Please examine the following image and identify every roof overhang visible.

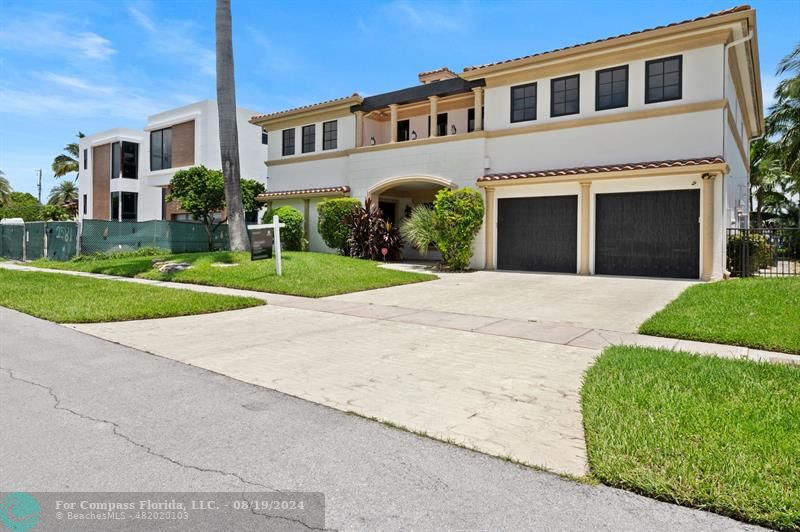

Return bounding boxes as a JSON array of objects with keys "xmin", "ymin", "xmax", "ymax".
[
  {"xmin": 250, "ymin": 95, "xmax": 363, "ymax": 131},
  {"xmin": 256, "ymin": 186, "xmax": 351, "ymax": 202},
  {"xmin": 355, "ymin": 77, "xmax": 485, "ymax": 113},
  {"xmin": 477, "ymin": 157, "xmax": 729, "ymax": 188}
]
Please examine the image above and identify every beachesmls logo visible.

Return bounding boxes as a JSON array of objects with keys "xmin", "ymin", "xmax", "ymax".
[{"xmin": 0, "ymin": 492, "xmax": 40, "ymax": 531}]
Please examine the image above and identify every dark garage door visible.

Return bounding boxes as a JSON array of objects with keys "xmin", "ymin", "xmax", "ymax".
[
  {"xmin": 497, "ymin": 195, "xmax": 577, "ymax": 273},
  {"xmin": 595, "ymin": 190, "xmax": 700, "ymax": 278}
]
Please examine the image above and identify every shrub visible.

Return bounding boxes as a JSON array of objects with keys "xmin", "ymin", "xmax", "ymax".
[
  {"xmin": 317, "ymin": 198, "xmax": 361, "ymax": 253},
  {"xmin": 433, "ymin": 188, "xmax": 484, "ymax": 270},
  {"xmin": 727, "ymin": 232, "xmax": 774, "ymax": 276},
  {"xmin": 72, "ymin": 247, "xmax": 169, "ymax": 262},
  {"xmin": 0, "ymin": 204, "xmax": 70, "ymax": 221},
  {"xmin": 400, "ymin": 205, "xmax": 441, "ymax": 256},
  {"xmin": 263, "ymin": 205, "xmax": 305, "ymax": 251},
  {"xmin": 345, "ymin": 199, "xmax": 402, "ymax": 261}
]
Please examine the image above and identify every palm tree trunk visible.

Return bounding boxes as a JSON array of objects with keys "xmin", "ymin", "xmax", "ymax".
[{"xmin": 216, "ymin": 0, "xmax": 249, "ymax": 251}]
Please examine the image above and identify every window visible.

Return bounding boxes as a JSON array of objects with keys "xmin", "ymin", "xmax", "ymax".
[
  {"xmin": 111, "ymin": 142, "xmax": 120, "ymax": 179},
  {"xmin": 596, "ymin": 65, "xmax": 628, "ymax": 110},
  {"xmin": 397, "ymin": 119, "xmax": 410, "ymax": 142},
  {"xmin": 121, "ymin": 142, "xmax": 138, "ymax": 179},
  {"xmin": 83, "ymin": 149, "xmax": 87, "ymax": 170},
  {"xmin": 261, "ymin": 131, "xmax": 268, "ymax": 145},
  {"xmin": 110, "ymin": 192, "xmax": 119, "ymax": 220},
  {"xmin": 322, "ymin": 120, "xmax": 337, "ymax": 150},
  {"xmin": 510, "ymin": 82, "xmax": 537, "ymax": 123},
  {"xmin": 282, "ymin": 128, "xmax": 295, "ymax": 156},
  {"xmin": 82, "ymin": 194, "xmax": 87, "ymax": 215},
  {"xmin": 646, "ymin": 55, "xmax": 682, "ymax": 104},
  {"xmin": 302, "ymin": 124, "xmax": 315, "ymax": 153},
  {"xmin": 121, "ymin": 192, "xmax": 138, "ymax": 221},
  {"xmin": 150, "ymin": 127, "xmax": 172, "ymax": 171},
  {"xmin": 436, "ymin": 113, "xmax": 448, "ymax": 137},
  {"xmin": 468, "ymin": 108, "xmax": 475, "ymax": 132},
  {"xmin": 551, "ymin": 74, "xmax": 580, "ymax": 117}
]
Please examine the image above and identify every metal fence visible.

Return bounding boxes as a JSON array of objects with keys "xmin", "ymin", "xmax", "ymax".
[
  {"xmin": 727, "ymin": 227, "xmax": 800, "ymax": 277},
  {"xmin": 80, "ymin": 219, "xmax": 228, "ymax": 255},
  {"xmin": 0, "ymin": 221, "xmax": 78, "ymax": 261}
]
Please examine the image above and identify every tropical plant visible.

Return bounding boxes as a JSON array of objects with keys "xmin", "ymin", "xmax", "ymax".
[
  {"xmin": 240, "ymin": 179, "xmax": 266, "ymax": 217},
  {"xmin": 262, "ymin": 205, "xmax": 305, "ymax": 251},
  {"xmin": 8, "ymin": 191, "xmax": 39, "ymax": 206},
  {"xmin": 400, "ymin": 204, "xmax": 441, "ymax": 255},
  {"xmin": 317, "ymin": 197, "xmax": 361, "ymax": 253},
  {"xmin": 216, "ymin": 0, "xmax": 248, "ymax": 251},
  {"xmin": 767, "ymin": 42, "xmax": 800, "ymax": 177},
  {"xmin": 47, "ymin": 180, "xmax": 79, "ymax": 207},
  {"xmin": 0, "ymin": 169, "xmax": 11, "ymax": 207},
  {"xmin": 167, "ymin": 166, "xmax": 227, "ymax": 251},
  {"xmin": 51, "ymin": 132, "xmax": 85, "ymax": 179},
  {"xmin": 433, "ymin": 187, "xmax": 484, "ymax": 270},
  {"xmin": 345, "ymin": 199, "xmax": 402, "ymax": 261}
]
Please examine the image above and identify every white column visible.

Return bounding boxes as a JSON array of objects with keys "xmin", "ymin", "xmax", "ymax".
[
  {"xmin": 472, "ymin": 87, "xmax": 484, "ymax": 131},
  {"xmin": 389, "ymin": 104, "xmax": 398, "ymax": 143},
  {"xmin": 429, "ymin": 96, "xmax": 439, "ymax": 137}
]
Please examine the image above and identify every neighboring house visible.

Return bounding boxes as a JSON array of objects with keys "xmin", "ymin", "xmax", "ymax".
[
  {"xmin": 78, "ymin": 100, "xmax": 268, "ymax": 223},
  {"xmin": 251, "ymin": 6, "xmax": 762, "ymax": 280}
]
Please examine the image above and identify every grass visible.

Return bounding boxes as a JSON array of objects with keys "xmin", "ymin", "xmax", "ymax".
[
  {"xmin": 639, "ymin": 277, "xmax": 800, "ymax": 354},
  {"xmin": 0, "ymin": 269, "xmax": 263, "ymax": 323},
  {"xmin": 31, "ymin": 251, "xmax": 436, "ymax": 297},
  {"xmin": 581, "ymin": 346, "xmax": 800, "ymax": 530}
]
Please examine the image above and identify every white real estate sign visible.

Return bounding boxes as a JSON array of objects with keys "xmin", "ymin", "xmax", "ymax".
[{"xmin": 247, "ymin": 215, "xmax": 286, "ymax": 276}]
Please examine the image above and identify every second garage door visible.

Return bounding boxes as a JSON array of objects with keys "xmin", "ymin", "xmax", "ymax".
[
  {"xmin": 595, "ymin": 189, "xmax": 700, "ymax": 279},
  {"xmin": 497, "ymin": 195, "xmax": 578, "ymax": 273}
]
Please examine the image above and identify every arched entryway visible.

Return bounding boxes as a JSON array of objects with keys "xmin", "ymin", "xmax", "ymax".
[{"xmin": 367, "ymin": 175, "xmax": 457, "ymax": 259}]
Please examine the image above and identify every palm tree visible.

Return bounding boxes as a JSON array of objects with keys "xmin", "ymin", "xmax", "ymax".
[
  {"xmin": 0, "ymin": 170, "xmax": 11, "ymax": 207},
  {"xmin": 52, "ymin": 132, "xmax": 86, "ymax": 180},
  {"xmin": 767, "ymin": 42, "xmax": 799, "ymax": 176},
  {"xmin": 48, "ymin": 180, "xmax": 78, "ymax": 207},
  {"xmin": 215, "ymin": 0, "xmax": 249, "ymax": 251}
]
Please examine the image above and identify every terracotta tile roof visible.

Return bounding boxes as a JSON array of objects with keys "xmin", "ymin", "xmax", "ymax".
[
  {"xmin": 250, "ymin": 94, "xmax": 363, "ymax": 122},
  {"xmin": 478, "ymin": 157, "xmax": 726, "ymax": 183},
  {"xmin": 463, "ymin": 5, "xmax": 751, "ymax": 72},
  {"xmin": 257, "ymin": 186, "xmax": 351, "ymax": 200},
  {"xmin": 418, "ymin": 66, "xmax": 455, "ymax": 76}
]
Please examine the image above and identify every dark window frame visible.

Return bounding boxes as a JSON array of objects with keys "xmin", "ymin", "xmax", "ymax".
[
  {"xmin": 301, "ymin": 124, "xmax": 315, "ymax": 154},
  {"xmin": 595, "ymin": 65, "xmax": 629, "ymax": 111},
  {"xmin": 121, "ymin": 191, "xmax": 138, "ymax": 221},
  {"xmin": 282, "ymin": 128, "xmax": 295, "ymax": 156},
  {"xmin": 436, "ymin": 113, "xmax": 448, "ymax": 137},
  {"xmin": 550, "ymin": 74, "xmax": 580, "ymax": 117},
  {"xmin": 150, "ymin": 127, "xmax": 172, "ymax": 171},
  {"xmin": 645, "ymin": 55, "xmax": 683, "ymax": 104},
  {"xmin": 83, "ymin": 149, "xmax": 87, "ymax": 170},
  {"xmin": 468, "ymin": 108, "xmax": 475, "ymax": 132},
  {"xmin": 322, "ymin": 120, "xmax": 337, "ymax": 150},
  {"xmin": 510, "ymin": 82, "xmax": 537, "ymax": 123},
  {"xmin": 121, "ymin": 141, "xmax": 138, "ymax": 179},
  {"xmin": 397, "ymin": 119, "xmax": 410, "ymax": 142},
  {"xmin": 82, "ymin": 194, "xmax": 87, "ymax": 215},
  {"xmin": 261, "ymin": 131, "xmax": 268, "ymax": 145},
  {"xmin": 110, "ymin": 191, "xmax": 119, "ymax": 220}
]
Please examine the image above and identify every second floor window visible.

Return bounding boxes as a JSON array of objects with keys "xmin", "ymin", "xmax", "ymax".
[
  {"xmin": 551, "ymin": 74, "xmax": 580, "ymax": 117},
  {"xmin": 323, "ymin": 120, "xmax": 337, "ymax": 150},
  {"xmin": 511, "ymin": 82, "xmax": 537, "ymax": 123},
  {"xmin": 121, "ymin": 141, "xmax": 138, "ymax": 179},
  {"xmin": 397, "ymin": 120, "xmax": 410, "ymax": 142},
  {"xmin": 150, "ymin": 128, "xmax": 172, "ymax": 171},
  {"xmin": 596, "ymin": 65, "xmax": 628, "ymax": 111},
  {"xmin": 261, "ymin": 131, "xmax": 268, "ymax": 145},
  {"xmin": 83, "ymin": 149, "xmax": 87, "ymax": 170},
  {"xmin": 282, "ymin": 128, "xmax": 295, "ymax": 156},
  {"xmin": 646, "ymin": 55, "xmax": 682, "ymax": 104},
  {"xmin": 302, "ymin": 124, "xmax": 315, "ymax": 153},
  {"xmin": 437, "ymin": 113, "xmax": 447, "ymax": 136}
]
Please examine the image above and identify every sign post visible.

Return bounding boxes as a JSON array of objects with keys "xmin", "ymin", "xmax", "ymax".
[{"xmin": 247, "ymin": 215, "xmax": 286, "ymax": 276}]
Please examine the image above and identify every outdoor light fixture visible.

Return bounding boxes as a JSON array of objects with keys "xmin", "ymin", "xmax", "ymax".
[
  {"xmin": 411, "ymin": 130, "xmax": 417, "ymax": 140},
  {"xmin": 370, "ymin": 136, "xmax": 376, "ymax": 145},
  {"xmin": 450, "ymin": 125, "xmax": 457, "ymax": 135}
]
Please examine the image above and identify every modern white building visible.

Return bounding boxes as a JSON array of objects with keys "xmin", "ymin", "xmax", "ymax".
[
  {"xmin": 251, "ymin": 6, "xmax": 762, "ymax": 280},
  {"xmin": 78, "ymin": 100, "xmax": 268, "ymax": 223}
]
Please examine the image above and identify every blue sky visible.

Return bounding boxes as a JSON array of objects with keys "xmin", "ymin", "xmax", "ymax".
[{"xmin": 1, "ymin": 0, "xmax": 797, "ymax": 197}]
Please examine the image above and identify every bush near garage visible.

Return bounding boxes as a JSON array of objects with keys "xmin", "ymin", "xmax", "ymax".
[
  {"xmin": 263, "ymin": 205, "xmax": 306, "ymax": 251},
  {"xmin": 345, "ymin": 199, "xmax": 402, "ymax": 261},
  {"xmin": 317, "ymin": 197, "xmax": 361, "ymax": 254},
  {"xmin": 433, "ymin": 187, "xmax": 484, "ymax": 271},
  {"xmin": 727, "ymin": 232, "xmax": 774, "ymax": 275}
]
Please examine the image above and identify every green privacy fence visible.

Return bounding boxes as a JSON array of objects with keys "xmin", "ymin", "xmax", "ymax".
[
  {"xmin": 0, "ymin": 221, "xmax": 78, "ymax": 261},
  {"xmin": 80, "ymin": 219, "xmax": 229, "ymax": 255}
]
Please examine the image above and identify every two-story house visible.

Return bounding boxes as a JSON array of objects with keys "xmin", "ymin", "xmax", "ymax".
[
  {"xmin": 78, "ymin": 100, "xmax": 268, "ymax": 223},
  {"xmin": 251, "ymin": 6, "xmax": 762, "ymax": 280}
]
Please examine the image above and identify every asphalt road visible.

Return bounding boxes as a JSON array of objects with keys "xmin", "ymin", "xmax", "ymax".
[{"xmin": 0, "ymin": 308, "xmax": 762, "ymax": 531}]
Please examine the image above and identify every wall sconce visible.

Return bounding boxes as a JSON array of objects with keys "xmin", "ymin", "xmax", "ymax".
[
  {"xmin": 450, "ymin": 125, "xmax": 457, "ymax": 135},
  {"xmin": 370, "ymin": 136, "xmax": 376, "ymax": 146},
  {"xmin": 411, "ymin": 131, "xmax": 417, "ymax": 140}
]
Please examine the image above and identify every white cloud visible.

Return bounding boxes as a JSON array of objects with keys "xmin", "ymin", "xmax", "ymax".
[
  {"xmin": 36, "ymin": 72, "xmax": 114, "ymax": 95},
  {"xmin": 0, "ymin": 16, "xmax": 115, "ymax": 60},
  {"xmin": 245, "ymin": 27, "xmax": 302, "ymax": 73},
  {"xmin": 387, "ymin": 1, "xmax": 466, "ymax": 32},
  {"xmin": 128, "ymin": 5, "xmax": 157, "ymax": 33}
]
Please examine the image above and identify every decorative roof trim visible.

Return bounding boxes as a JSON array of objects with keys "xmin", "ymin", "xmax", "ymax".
[
  {"xmin": 250, "ymin": 94, "xmax": 363, "ymax": 125},
  {"xmin": 478, "ymin": 157, "xmax": 727, "ymax": 185},
  {"xmin": 462, "ymin": 6, "xmax": 751, "ymax": 74},
  {"xmin": 256, "ymin": 186, "xmax": 351, "ymax": 201}
]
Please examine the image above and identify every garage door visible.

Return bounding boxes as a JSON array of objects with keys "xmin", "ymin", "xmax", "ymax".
[
  {"xmin": 497, "ymin": 195, "xmax": 577, "ymax": 273},
  {"xmin": 595, "ymin": 190, "xmax": 699, "ymax": 278}
]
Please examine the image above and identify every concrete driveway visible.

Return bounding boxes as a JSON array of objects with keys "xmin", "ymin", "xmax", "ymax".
[{"xmin": 333, "ymin": 267, "xmax": 697, "ymax": 333}]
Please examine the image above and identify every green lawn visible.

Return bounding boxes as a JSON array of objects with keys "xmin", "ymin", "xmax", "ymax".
[
  {"xmin": 639, "ymin": 277, "xmax": 800, "ymax": 354},
  {"xmin": 582, "ymin": 346, "xmax": 800, "ymax": 530},
  {"xmin": 31, "ymin": 251, "xmax": 436, "ymax": 297},
  {"xmin": 0, "ymin": 269, "xmax": 263, "ymax": 323}
]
